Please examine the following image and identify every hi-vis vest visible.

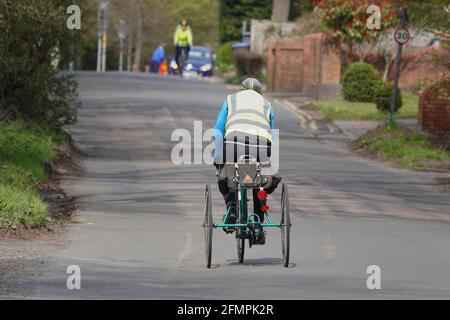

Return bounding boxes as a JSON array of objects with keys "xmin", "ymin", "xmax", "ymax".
[{"xmin": 225, "ymin": 90, "xmax": 272, "ymax": 143}]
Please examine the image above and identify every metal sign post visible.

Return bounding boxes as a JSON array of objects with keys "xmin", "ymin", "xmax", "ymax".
[
  {"xmin": 116, "ymin": 20, "xmax": 127, "ymax": 72},
  {"xmin": 390, "ymin": 6, "xmax": 409, "ymax": 126},
  {"xmin": 97, "ymin": 2, "xmax": 109, "ymax": 73},
  {"xmin": 97, "ymin": 30, "xmax": 102, "ymax": 72}
]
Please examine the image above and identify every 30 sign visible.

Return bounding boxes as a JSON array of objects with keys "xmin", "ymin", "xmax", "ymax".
[{"xmin": 394, "ymin": 28, "xmax": 410, "ymax": 45}]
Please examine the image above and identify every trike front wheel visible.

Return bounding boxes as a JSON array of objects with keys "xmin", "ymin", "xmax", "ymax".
[{"xmin": 204, "ymin": 184, "xmax": 213, "ymax": 268}]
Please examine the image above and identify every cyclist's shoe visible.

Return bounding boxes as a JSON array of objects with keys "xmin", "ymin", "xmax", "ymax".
[
  {"xmin": 223, "ymin": 205, "xmax": 237, "ymax": 234},
  {"xmin": 252, "ymin": 226, "xmax": 266, "ymax": 245}
]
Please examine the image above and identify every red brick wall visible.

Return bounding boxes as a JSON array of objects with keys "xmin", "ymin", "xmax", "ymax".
[
  {"xmin": 267, "ymin": 35, "xmax": 448, "ymax": 92},
  {"xmin": 419, "ymin": 80, "xmax": 450, "ymax": 135},
  {"xmin": 267, "ymin": 33, "xmax": 340, "ymax": 92},
  {"xmin": 267, "ymin": 37, "xmax": 303, "ymax": 92},
  {"xmin": 394, "ymin": 47, "xmax": 450, "ymax": 88}
]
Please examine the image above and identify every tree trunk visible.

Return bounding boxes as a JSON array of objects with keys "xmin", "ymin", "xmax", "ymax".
[
  {"xmin": 272, "ymin": 0, "xmax": 290, "ymax": 22},
  {"xmin": 383, "ymin": 54, "xmax": 393, "ymax": 81},
  {"xmin": 127, "ymin": 21, "xmax": 133, "ymax": 72},
  {"xmin": 133, "ymin": 0, "xmax": 143, "ymax": 71},
  {"xmin": 359, "ymin": 51, "xmax": 366, "ymax": 62}
]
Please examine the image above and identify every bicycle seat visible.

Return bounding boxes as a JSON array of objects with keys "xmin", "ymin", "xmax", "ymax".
[{"xmin": 218, "ymin": 157, "xmax": 273, "ymax": 189}]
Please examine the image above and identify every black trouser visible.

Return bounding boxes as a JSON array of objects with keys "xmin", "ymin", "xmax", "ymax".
[
  {"xmin": 175, "ymin": 45, "xmax": 190, "ymax": 72},
  {"xmin": 218, "ymin": 135, "xmax": 272, "ymax": 223},
  {"xmin": 222, "ymin": 188, "xmax": 265, "ymax": 223}
]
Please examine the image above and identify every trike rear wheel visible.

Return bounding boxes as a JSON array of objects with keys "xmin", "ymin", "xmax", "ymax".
[{"xmin": 281, "ymin": 183, "xmax": 291, "ymax": 267}]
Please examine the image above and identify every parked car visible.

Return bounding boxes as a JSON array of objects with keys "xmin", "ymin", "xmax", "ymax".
[{"xmin": 169, "ymin": 46, "xmax": 214, "ymax": 77}]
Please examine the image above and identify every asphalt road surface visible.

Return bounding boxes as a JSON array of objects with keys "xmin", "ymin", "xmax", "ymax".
[{"xmin": 2, "ymin": 72, "xmax": 450, "ymax": 299}]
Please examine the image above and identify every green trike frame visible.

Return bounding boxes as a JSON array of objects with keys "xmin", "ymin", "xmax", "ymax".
[{"xmin": 203, "ymin": 183, "xmax": 291, "ymax": 269}]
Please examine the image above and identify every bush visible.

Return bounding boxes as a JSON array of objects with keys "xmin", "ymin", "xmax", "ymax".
[
  {"xmin": 216, "ymin": 42, "xmax": 234, "ymax": 73},
  {"xmin": 0, "ymin": 0, "xmax": 81, "ymax": 126},
  {"xmin": 342, "ymin": 62, "xmax": 381, "ymax": 102},
  {"xmin": 9, "ymin": 71, "xmax": 79, "ymax": 126},
  {"xmin": 374, "ymin": 82, "xmax": 403, "ymax": 113},
  {"xmin": 234, "ymin": 52, "xmax": 264, "ymax": 78},
  {"xmin": 412, "ymin": 79, "xmax": 436, "ymax": 96}
]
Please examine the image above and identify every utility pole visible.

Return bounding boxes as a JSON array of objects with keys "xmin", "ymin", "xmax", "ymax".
[
  {"xmin": 97, "ymin": 2, "xmax": 109, "ymax": 73},
  {"xmin": 390, "ymin": 5, "xmax": 409, "ymax": 126},
  {"xmin": 116, "ymin": 20, "xmax": 127, "ymax": 72}
]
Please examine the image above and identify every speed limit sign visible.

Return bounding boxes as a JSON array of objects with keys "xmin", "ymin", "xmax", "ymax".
[{"xmin": 394, "ymin": 28, "xmax": 410, "ymax": 45}]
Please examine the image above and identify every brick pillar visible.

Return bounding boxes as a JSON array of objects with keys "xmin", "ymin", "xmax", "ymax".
[
  {"xmin": 266, "ymin": 33, "xmax": 340, "ymax": 94},
  {"xmin": 267, "ymin": 43, "xmax": 276, "ymax": 92},
  {"xmin": 419, "ymin": 80, "xmax": 450, "ymax": 135}
]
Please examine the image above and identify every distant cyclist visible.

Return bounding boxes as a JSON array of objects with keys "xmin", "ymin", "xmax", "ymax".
[{"xmin": 173, "ymin": 20, "xmax": 193, "ymax": 75}]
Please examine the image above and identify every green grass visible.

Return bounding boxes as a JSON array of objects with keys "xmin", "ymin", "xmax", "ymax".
[
  {"xmin": 0, "ymin": 184, "xmax": 49, "ymax": 228},
  {"xmin": 0, "ymin": 122, "xmax": 65, "ymax": 228},
  {"xmin": 359, "ymin": 125, "xmax": 450, "ymax": 170},
  {"xmin": 311, "ymin": 94, "xmax": 419, "ymax": 121}
]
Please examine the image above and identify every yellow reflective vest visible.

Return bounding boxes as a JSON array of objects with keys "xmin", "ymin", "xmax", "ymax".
[
  {"xmin": 225, "ymin": 90, "xmax": 273, "ymax": 143},
  {"xmin": 174, "ymin": 26, "xmax": 193, "ymax": 47}
]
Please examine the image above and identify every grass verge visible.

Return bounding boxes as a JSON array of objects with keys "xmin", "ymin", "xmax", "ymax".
[
  {"xmin": 311, "ymin": 94, "xmax": 419, "ymax": 120},
  {"xmin": 358, "ymin": 125, "xmax": 450, "ymax": 171},
  {"xmin": 0, "ymin": 122, "xmax": 69, "ymax": 229}
]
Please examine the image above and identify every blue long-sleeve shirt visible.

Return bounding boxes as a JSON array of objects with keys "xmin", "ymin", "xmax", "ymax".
[
  {"xmin": 151, "ymin": 46, "xmax": 165, "ymax": 63},
  {"xmin": 213, "ymin": 100, "xmax": 275, "ymax": 163}
]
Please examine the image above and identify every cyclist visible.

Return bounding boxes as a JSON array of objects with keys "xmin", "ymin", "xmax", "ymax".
[
  {"xmin": 213, "ymin": 78, "xmax": 281, "ymax": 245},
  {"xmin": 173, "ymin": 20, "xmax": 193, "ymax": 75}
]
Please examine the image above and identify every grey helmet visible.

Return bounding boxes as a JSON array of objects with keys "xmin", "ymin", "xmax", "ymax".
[{"xmin": 241, "ymin": 78, "xmax": 262, "ymax": 94}]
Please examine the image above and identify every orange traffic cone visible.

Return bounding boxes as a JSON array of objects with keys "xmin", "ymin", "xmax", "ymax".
[{"xmin": 159, "ymin": 60, "xmax": 168, "ymax": 75}]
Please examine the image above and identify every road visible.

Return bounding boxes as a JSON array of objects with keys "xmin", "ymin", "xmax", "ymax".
[{"xmin": 2, "ymin": 72, "xmax": 450, "ymax": 299}]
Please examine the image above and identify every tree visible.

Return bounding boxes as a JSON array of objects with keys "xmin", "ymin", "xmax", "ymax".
[
  {"xmin": 133, "ymin": 0, "xmax": 143, "ymax": 69},
  {"xmin": 407, "ymin": 0, "xmax": 450, "ymax": 33},
  {"xmin": 289, "ymin": 0, "xmax": 314, "ymax": 20},
  {"xmin": 314, "ymin": 0, "xmax": 397, "ymax": 49},
  {"xmin": 355, "ymin": 28, "xmax": 439, "ymax": 81},
  {"xmin": 406, "ymin": 0, "xmax": 450, "ymax": 72},
  {"xmin": 0, "ymin": 0, "xmax": 82, "ymax": 124},
  {"xmin": 272, "ymin": 0, "xmax": 291, "ymax": 22},
  {"xmin": 219, "ymin": 0, "xmax": 272, "ymax": 43}
]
